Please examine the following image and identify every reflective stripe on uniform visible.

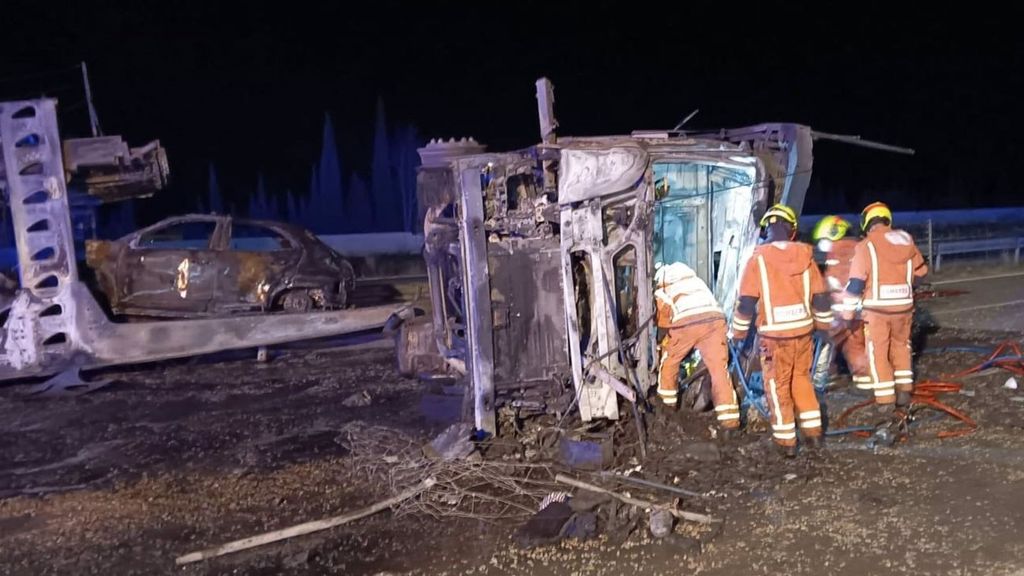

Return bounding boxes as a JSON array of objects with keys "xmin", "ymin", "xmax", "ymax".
[
  {"xmin": 715, "ymin": 404, "xmax": 739, "ymax": 412},
  {"xmin": 864, "ymin": 297, "xmax": 914, "ymax": 307},
  {"xmin": 656, "ymin": 278, "xmax": 722, "ymax": 323},
  {"xmin": 768, "ymin": 378, "xmax": 783, "ymax": 427},
  {"xmin": 773, "ymin": 431, "xmax": 797, "ymax": 440},
  {"xmin": 894, "ymin": 370, "xmax": 913, "ymax": 376},
  {"xmin": 756, "ymin": 255, "xmax": 815, "ymax": 333},
  {"xmin": 772, "ymin": 423, "xmax": 796, "ymax": 431},
  {"xmin": 717, "ymin": 413, "xmax": 740, "ymax": 421},
  {"xmin": 864, "ymin": 239, "xmax": 915, "ymax": 308},
  {"xmin": 757, "ymin": 255, "xmax": 774, "ymax": 325},
  {"xmin": 868, "ymin": 241, "xmax": 880, "ymax": 302},
  {"xmin": 874, "ymin": 384, "xmax": 896, "ymax": 397},
  {"xmin": 657, "ymin": 349, "xmax": 669, "ymax": 383},
  {"xmin": 867, "ymin": 337, "xmax": 881, "ymax": 387},
  {"xmin": 759, "ymin": 318, "xmax": 814, "ymax": 333},
  {"xmin": 802, "ymin": 269, "xmax": 811, "ymax": 313},
  {"xmin": 799, "ymin": 410, "xmax": 821, "ymax": 429}
]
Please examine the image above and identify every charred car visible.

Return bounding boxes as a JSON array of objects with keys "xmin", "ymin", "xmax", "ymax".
[{"xmin": 86, "ymin": 214, "xmax": 356, "ymax": 317}]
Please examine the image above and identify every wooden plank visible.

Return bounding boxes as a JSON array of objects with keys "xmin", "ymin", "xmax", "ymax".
[{"xmin": 175, "ymin": 478, "xmax": 436, "ymax": 565}]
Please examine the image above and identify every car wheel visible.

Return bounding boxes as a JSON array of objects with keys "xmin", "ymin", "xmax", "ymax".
[{"xmin": 280, "ymin": 290, "xmax": 313, "ymax": 313}]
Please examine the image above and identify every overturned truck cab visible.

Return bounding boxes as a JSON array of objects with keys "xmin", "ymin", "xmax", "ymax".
[{"xmin": 404, "ymin": 117, "xmax": 817, "ymax": 435}]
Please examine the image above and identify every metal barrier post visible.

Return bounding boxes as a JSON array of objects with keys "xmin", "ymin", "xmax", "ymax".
[{"xmin": 927, "ymin": 218, "xmax": 934, "ymax": 270}]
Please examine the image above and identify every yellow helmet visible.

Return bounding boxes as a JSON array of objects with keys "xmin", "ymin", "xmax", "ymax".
[
  {"xmin": 860, "ymin": 201, "xmax": 893, "ymax": 231},
  {"xmin": 812, "ymin": 215, "xmax": 851, "ymax": 242},
  {"xmin": 759, "ymin": 203, "xmax": 798, "ymax": 229}
]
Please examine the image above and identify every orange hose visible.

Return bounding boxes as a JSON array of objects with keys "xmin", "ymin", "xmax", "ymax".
[
  {"xmin": 831, "ymin": 381, "xmax": 977, "ymax": 439},
  {"xmin": 947, "ymin": 340, "xmax": 1023, "ymax": 379},
  {"xmin": 833, "ymin": 398, "xmax": 877, "ymax": 438},
  {"xmin": 830, "ymin": 340, "xmax": 1023, "ymax": 440}
]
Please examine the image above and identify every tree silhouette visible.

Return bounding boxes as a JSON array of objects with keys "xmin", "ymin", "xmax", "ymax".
[
  {"xmin": 392, "ymin": 124, "xmax": 421, "ymax": 232},
  {"xmin": 248, "ymin": 172, "xmax": 273, "ymax": 220},
  {"xmin": 372, "ymin": 97, "xmax": 401, "ymax": 231},
  {"xmin": 312, "ymin": 112, "xmax": 345, "ymax": 233},
  {"xmin": 346, "ymin": 172, "xmax": 374, "ymax": 233},
  {"xmin": 205, "ymin": 162, "xmax": 225, "ymax": 214}
]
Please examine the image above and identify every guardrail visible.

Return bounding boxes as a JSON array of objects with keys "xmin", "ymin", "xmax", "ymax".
[
  {"xmin": 800, "ymin": 207, "xmax": 1024, "ymax": 230},
  {"xmin": 933, "ymin": 237, "xmax": 1024, "ymax": 271},
  {"xmin": 803, "ymin": 207, "xmax": 1024, "ymax": 271}
]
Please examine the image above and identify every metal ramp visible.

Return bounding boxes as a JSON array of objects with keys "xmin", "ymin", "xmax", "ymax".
[
  {"xmin": 0, "ymin": 98, "xmax": 406, "ymax": 391},
  {"xmin": 0, "ymin": 99, "xmax": 83, "ymax": 383}
]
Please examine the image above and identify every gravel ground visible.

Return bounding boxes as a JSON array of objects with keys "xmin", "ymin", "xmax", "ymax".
[{"xmin": 0, "ymin": 322, "xmax": 1022, "ymax": 575}]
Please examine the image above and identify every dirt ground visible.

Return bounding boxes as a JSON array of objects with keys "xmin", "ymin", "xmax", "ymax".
[{"xmin": 1, "ymin": 289, "xmax": 1023, "ymax": 575}]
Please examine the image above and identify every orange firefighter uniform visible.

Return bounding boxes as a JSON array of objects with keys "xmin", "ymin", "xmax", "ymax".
[
  {"xmin": 818, "ymin": 236, "xmax": 871, "ymax": 389},
  {"xmin": 654, "ymin": 262, "xmax": 739, "ymax": 429},
  {"xmin": 843, "ymin": 204, "xmax": 928, "ymax": 406},
  {"xmin": 732, "ymin": 240, "xmax": 833, "ymax": 447}
]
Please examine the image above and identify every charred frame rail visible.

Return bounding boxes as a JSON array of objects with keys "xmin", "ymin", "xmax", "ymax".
[{"xmin": 455, "ymin": 160, "xmax": 497, "ymax": 433}]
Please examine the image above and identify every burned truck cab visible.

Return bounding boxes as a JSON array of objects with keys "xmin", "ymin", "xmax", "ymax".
[{"xmin": 407, "ymin": 119, "xmax": 816, "ymax": 436}]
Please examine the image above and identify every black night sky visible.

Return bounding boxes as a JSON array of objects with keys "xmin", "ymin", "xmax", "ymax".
[{"xmin": 5, "ymin": 3, "xmax": 1021, "ymax": 225}]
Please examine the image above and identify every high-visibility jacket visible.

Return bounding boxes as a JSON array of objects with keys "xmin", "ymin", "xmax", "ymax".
[
  {"xmin": 844, "ymin": 225, "xmax": 927, "ymax": 315},
  {"xmin": 822, "ymin": 237, "xmax": 857, "ymax": 294},
  {"xmin": 732, "ymin": 241, "xmax": 832, "ymax": 339},
  {"xmin": 654, "ymin": 262, "xmax": 724, "ymax": 329}
]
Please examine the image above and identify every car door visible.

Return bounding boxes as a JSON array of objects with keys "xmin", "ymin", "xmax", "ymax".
[
  {"xmin": 119, "ymin": 217, "xmax": 222, "ymax": 315},
  {"xmin": 213, "ymin": 219, "xmax": 302, "ymax": 312}
]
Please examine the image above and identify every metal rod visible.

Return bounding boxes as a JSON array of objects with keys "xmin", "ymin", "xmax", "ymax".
[
  {"xmin": 810, "ymin": 130, "xmax": 914, "ymax": 155},
  {"xmin": 598, "ymin": 265, "xmax": 647, "ymax": 457},
  {"xmin": 673, "ymin": 108, "xmax": 700, "ymax": 131},
  {"xmin": 80, "ymin": 61, "xmax": 102, "ymax": 137},
  {"xmin": 589, "ymin": 363, "xmax": 636, "ymax": 403},
  {"xmin": 598, "ymin": 471, "xmax": 705, "ymax": 498},
  {"xmin": 927, "ymin": 218, "xmax": 934, "ymax": 270},
  {"xmin": 554, "ymin": 474, "xmax": 715, "ymax": 524}
]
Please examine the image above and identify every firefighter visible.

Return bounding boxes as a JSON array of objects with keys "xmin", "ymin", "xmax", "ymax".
[
  {"xmin": 842, "ymin": 202, "xmax": 928, "ymax": 408},
  {"xmin": 731, "ymin": 204, "xmax": 833, "ymax": 457},
  {"xmin": 654, "ymin": 262, "xmax": 740, "ymax": 435},
  {"xmin": 812, "ymin": 215, "xmax": 871, "ymax": 390}
]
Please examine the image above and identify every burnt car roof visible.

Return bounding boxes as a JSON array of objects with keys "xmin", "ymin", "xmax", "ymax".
[
  {"xmin": 122, "ymin": 214, "xmax": 329, "ymax": 248},
  {"xmin": 233, "ymin": 217, "xmax": 319, "ymax": 241}
]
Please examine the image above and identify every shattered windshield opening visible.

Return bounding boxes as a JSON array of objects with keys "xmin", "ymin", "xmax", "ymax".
[{"xmin": 652, "ymin": 162, "xmax": 755, "ymax": 291}]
